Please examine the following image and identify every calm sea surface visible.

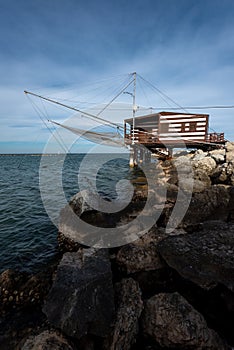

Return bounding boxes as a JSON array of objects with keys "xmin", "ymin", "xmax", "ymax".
[{"xmin": 0, "ymin": 153, "xmax": 131, "ymax": 273}]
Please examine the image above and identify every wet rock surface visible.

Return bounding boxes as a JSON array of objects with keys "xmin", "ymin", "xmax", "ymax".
[
  {"xmin": 0, "ymin": 265, "xmax": 57, "ymax": 350},
  {"xmin": 103, "ymin": 278, "xmax": 143, "ymax": 350},
  {"xmin": 142, "ymin": 292, "xmax": 228, "ymax": 349},
  {"xmin": 115, "ymin": 229, "xmax": 165, "ymax": 274},
  {"xmin": 21, "ymin": 330, "xmax": 75, "ymax": 350},
  {"xmin": 182, "ymin": 184, "xmax": 231, "ymax": 224},
  {"xmin": 43, "ymin": 249, "xmax": 115, "ymax": 339},
  {"xmin": 0, "ymin": 265, "xmax": 57, "ymax": 315},
  {"xmin": 157, "ymin": 221, "xmax": 234, "ymax": 291},
  {"xmin": 59, "ymin": 189, "xmax": 147, "ymax": 248}
]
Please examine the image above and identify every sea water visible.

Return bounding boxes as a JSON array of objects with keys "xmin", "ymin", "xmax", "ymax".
[{"xmin": 0, "ymin": 153, "xmax": 131, "ymax": 273}]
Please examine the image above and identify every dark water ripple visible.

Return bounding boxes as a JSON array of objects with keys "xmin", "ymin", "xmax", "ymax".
[{"xmin": 0, "ymin": 154, "xmax": 131, "ymax": 273}]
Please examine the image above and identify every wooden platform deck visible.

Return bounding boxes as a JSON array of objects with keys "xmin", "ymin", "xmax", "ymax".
[{"xmin": 124, "ymin": 112, "xmax": 225, "ymax": 153}]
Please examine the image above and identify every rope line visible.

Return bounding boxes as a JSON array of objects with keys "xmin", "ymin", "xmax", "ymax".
[
  {"xmin": 27, "ymin": 95, "xmax": 71, "ymax": 154},
  {"xmin": 25, "ymin": 72, "xmax": 231, "ymax": 149}
]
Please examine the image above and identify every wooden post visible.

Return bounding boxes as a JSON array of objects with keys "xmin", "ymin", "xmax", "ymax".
[
  {"xmin": 129, "ymin": 146, "xmax": 134, "ymax": 167},
  {"xmin": 168, "ymin": 147, "xmax": 173, "ymax": 158},
  {"xmin": 134, "ymin": 146, "xmax": 138, "ymax": 166},
  {"xmin": 145, "ymin": 150, "xmax": 151, "ymax": 164}
]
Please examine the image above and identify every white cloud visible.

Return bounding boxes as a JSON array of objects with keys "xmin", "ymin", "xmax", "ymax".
[{"xmin": 1, "ymin": 0, "xmax": 234, "ymax": 152}]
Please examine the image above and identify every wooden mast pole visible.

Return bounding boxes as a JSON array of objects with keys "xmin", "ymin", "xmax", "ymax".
[
  {"xmin": 132, "ymin": 72, "xmax": 137, "ymax": 145},
  {"xmin": 129, "ymin": 72, "xmax": 137, "ymax": 167}
]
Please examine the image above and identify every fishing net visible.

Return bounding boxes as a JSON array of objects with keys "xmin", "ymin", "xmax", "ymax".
[{"xmin": 50, "ymin": 120, "xmax": 125, "ymax": 147}]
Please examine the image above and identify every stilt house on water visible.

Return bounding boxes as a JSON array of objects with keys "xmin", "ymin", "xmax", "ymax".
[
  {"xmin": 24, "ymin": 73, "xmax": 227, "ymax": 164},
  {"xmin": 124, "ymin": 111, "xmax": 225, "ymax": 158}
]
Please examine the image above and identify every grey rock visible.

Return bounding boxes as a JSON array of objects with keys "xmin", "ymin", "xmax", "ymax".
[
  {"xmin": 43, "ymin": 249, "xmax": 115, "ymax": 339},
  {"xmin": 192, "ymin": 149, "xmax": 208, "ymax": 161},
  {"xmin": 173, "ymin": 156, "xmax": 193, "ymax": 174},
  {"xmin": 103, "ymin": 278, "xmax": 143, "ymax": 350},
  {"xmin": 159, "ymin": 184, "xmax": 231, "ymax": 229},
  {"xmin": 59, "ymin": 188, "xmax": 150, "ymax": 248},
  {"xmin": 21, "ymin": 330, "xmax": 74, "ymax": 350},
  {"xmin": 69, "ymin": 190, "xmax": 93, "ymax": 216},
  {"xmin": 192, "ymin": 156, "xmax": 217, "ymax": 176},
  {"xmin": 226, "ymin": 141, "xmax": 234, "ymax": 153},
  {"xmin": 59, "ymin": 192, "xmax": 106, "ymax": 247},
  {"xmin": 179, "ymin": 168, "xmax": 212, "ymax": 193},
  {"xmin": 157, "ymin": 222, "xmax": 234, "ymax": 291},
  {"xmin": 226, "ymin": 151, "xmax": 234, "ymax": 163},
  {"xmin": 226, "ymin": 162, "xmax": 234, "ymax": 175},
  {"xmin": 226, "ymin": 142, "xmax": 234, "ymax": 163},
  {"xmin": 166, "ymin": 183, "xmax": 179, "ymax": 202},
  {"xmin": 227, "ymin": 187, "xmax": 234, "ymax": 222},
  {"xmin": 194, "ymin": 168, "xmax": 212, "ymax": 185},
  {"xmin": 142, "ymin": 292, "xmax": 227, "ymax": 349},
  {"xmin": 211, "ymin": 163, "xmax": 234, "ymax": 186},
  {"xmin": 182, "ymin": 184, "xmax": 231, "ymax": 225},
  {"xmin": 211, "ymin": 164, "xmax": 228, "ymax": 183},
  {"xmin": 209, "ymin": 149, "xmax": 226, "ymax": 163},
  {"xmin": 179, "ymin": 177, "xmax": 207, "ymax": 193},
  {"xmin": 116, "ymin": 230, "xmax": 165, "ymax": 274}
]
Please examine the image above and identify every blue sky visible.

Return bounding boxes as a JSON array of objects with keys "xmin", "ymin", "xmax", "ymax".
[{"xmin": 0, "ymin": 0, "xmax": 234, "ymax": 153}]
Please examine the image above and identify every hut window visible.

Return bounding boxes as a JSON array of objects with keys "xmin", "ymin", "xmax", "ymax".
[
  {"xmin": 160, "ymin": 123, "xmax": 169, "ymax": 133},
  {"xmin": 181, "ymin": 122, "xmax": 186, "ymax": 132},
  {"xmin": 189, "ymin": 122, "xmax": 197, "ymax": 132}
]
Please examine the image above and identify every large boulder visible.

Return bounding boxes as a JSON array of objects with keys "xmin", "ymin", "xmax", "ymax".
[
  {"xmin": 157, "ymin": 221, "xmax": 234, "ymax": 291},
  {"xmin": 209, "ymin": 149, "xmax": 226, "ymax": 163},
  {"xmin": 142, "ymin": 292, "xmax": 227, "ymax": 349},
  {"xmin": 21, "ymin": 330, "xmax": 74, "ymax": 350},
  {"xmin": 226, "ymin": 152, "xmax": 234, "ymax": 164},
  {"xmin": 159, "ymin": 184, "xmax": 231, "ymax": 229},
  {"xmin": 173, "ymin": 155, "xmax": 193, "ymax": 174},
  {"xmin": 43, "ymin": 249, "xmax": 115, "ymax": 339},
  {"xmin": 182, "ymin": 185, "xmax": 231, "ymax": 225},
  {"xmin": 223, "ymin": 142, "xmax": 234, "ymax": 163},
  {"xmin": 0, "ymin": 269, "xmax": 26, "ymax": 313},
  {"xmin": 103, "ymin": 278, "xmax": 143, "ymax": 350},
  {"xmin": 192, "ymin": 156, "xmax": 217, "ymax": 176},
  {"xmin": 192, "ymin": 149, "xmax": 208, "ymax": 161},
  {"xmin": 226, "ymin": 141, "xmax": 234, "ymax": 152},
  {"xmin": 179, "ymin": 175, "xmax": 210, "ymax": 193},
  {"xmin": 0, "ymin": 267, "xmax": 54, "ymax": 314},
  {"xmin": 211, "ymin": 164, "xmax": 228, "ymax": 183},
  {"xmin": 115, "ymin": 229, "xmax": 165, "ymax": 274},
  {"xmin": 59, "ymin": 189, "xmax": 148, "ymax": 248}
]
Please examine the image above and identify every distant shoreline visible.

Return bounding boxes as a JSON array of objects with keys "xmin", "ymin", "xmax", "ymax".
[
  {"xmin": 0, "ymin": 153, "xmax": 78, "ymax": 156},
  {"xmin": 0, "ymin": 153, "xmax": 129, "ymax": 156}
]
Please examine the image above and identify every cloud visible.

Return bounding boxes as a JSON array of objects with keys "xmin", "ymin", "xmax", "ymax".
[{"xmin": 0, "ymin": 0, "xmax": 234, "ymax": 152}]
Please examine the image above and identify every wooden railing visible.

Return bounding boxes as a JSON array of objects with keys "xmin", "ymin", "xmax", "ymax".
[
  {"xmin": 125, "ymin": 131, "xmax": 225, "ymax": 145},
  {"xmin": 207, "ymin": 133, "xmax": 225, "ymax": 143},
  {"xmin": 125, "ymin": 132, "xmax": 158, "ymax": 144}
]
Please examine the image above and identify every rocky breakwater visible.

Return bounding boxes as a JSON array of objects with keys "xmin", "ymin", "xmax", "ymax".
[
  {"xmin": 156, "ymin": 141, "xmax": 234, "ymax": 227},
  {"xmin": 1, "ymin": 142, "xmax": 234, "ymax": 349}
]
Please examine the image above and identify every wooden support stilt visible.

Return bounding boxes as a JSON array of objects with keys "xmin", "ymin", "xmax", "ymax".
[
  {"xmin": 167, "ymin": 147, "xmax": 173, "ymax": 158},
  {"xmin": 133, "ymin": 146, "xmax": 138, "ymax": 166},
  {"xmin": 145, "ymin": 150, "xmax": 151, "ymax": 164},
  {"xmin": 129, "ymin": 145, "xmax": 152, "ymax": 167},
  {"xmin": 129, "ymin": 147, "xmax": 135, "ymax": 167}
]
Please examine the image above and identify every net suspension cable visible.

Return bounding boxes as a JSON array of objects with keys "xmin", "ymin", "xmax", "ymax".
[
  {"xmin": 137, "ymin": 73, "xmax": 230, "ymax": 140},
  {"xmin": 26, "ymin": 94, "xmax": 75, "ymax": 156},
  {"xmin": 24, "ymin": 75, "xmax": 137, "ymax": 148},
  {"xmin": 25, "ymin": 73, "xmax": 231, "ymax": 147},
  {"xmin": 24, "ymin": 75, "xmax": 136, "ymax": 131}
]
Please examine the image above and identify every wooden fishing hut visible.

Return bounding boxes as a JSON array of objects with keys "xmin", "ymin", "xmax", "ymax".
[{"xmin": 124, "ymin": 111, "xmax": 225, "ymax": 165}]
